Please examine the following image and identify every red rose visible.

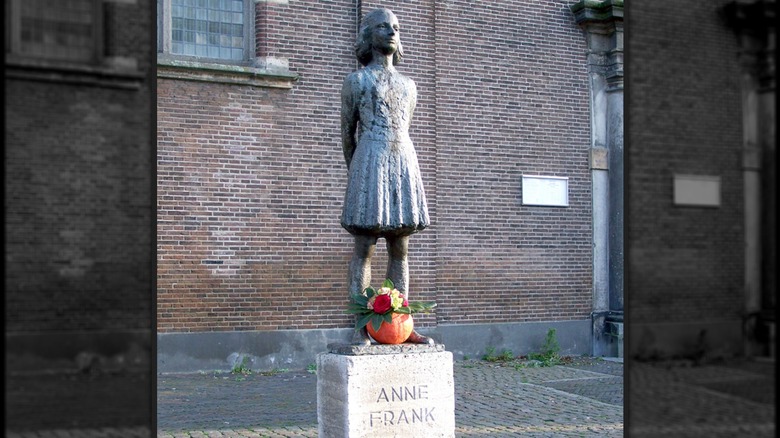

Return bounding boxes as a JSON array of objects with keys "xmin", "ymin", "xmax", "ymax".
[{"xmin": 373, "ymin": 294, "xmax": 392, "ymax": 314}]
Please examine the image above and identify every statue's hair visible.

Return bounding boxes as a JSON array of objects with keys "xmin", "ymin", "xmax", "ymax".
[{"xmin": 355, "ymin": 8, "xmax": 404, "ymax": 66}]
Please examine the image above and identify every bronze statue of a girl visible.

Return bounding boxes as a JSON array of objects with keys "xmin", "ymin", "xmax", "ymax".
[{"xmin": 341, "ymin": 8, "xmax": 433, "ymax": 345}]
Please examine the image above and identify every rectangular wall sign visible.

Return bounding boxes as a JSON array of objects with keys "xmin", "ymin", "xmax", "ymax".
[
  {"xmin": 522, "ymin": 175, "xmax": 569, "ymax": 207},
  {"xmin": 673, "ymin": 174, "xmax": 721, "ymax": 207}
]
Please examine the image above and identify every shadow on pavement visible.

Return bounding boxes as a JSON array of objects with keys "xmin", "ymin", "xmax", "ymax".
[
  {"xmin": 627, "ymin": 356, "xmax": 775, "ymax": 437},
  {"xmin": 5, "ymin": 370, "xmax": 151, "ymax": 432}
]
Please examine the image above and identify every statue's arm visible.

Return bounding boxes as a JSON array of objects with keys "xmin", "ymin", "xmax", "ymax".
[
  {"xmin": 407, "ymin": 79, "xmax": 418, "ymax": 123},
  {"xmin": 341, "ymin": 75, "xmax": 358, "ymax": 169}
]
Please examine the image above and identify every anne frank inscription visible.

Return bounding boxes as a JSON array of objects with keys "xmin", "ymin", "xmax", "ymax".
[
  {"xmin": 316, "ymin": 350, "xmax": 455, "ymax": 436},
  {"xmin": 369, "ymin": 384, "xmax": 436, "ymax": 427}
]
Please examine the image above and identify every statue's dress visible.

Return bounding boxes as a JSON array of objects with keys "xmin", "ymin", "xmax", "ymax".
[{"xmin": 341, "ymin": 65, "xmax": 430, "ymax": 237}]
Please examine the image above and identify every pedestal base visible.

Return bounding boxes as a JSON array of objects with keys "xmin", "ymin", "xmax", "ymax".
[{"xmin": 317, "ymin": 343, "xmax": 455, "ymax": 437}]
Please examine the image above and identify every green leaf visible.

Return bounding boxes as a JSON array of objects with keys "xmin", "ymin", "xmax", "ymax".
[
  {"xmin": 394, "ymin": 307, "xmax": 412, "ymax": 314},
  {"xmin": 370, "ymin": 314, "xmax": 384, "ymax": 332},
  {"xmin": 364, "ymin": 286, "xmax": 376, "ymax": 298},
  {"xmin": 350, "ymin": 293, "xmax": 368, "ymax": 307},
  {"xmin": 346, "ymin": 304, "xmax": 371, "ymax": 314},
  {"xmin": 381, "ymin": 279, "xmax": 394, "ymax": 289},
  {"xmin": 406, "ymin": 301, "xmax": 437, "ymax": 313},
  {"xmin": 356, "ymin": 313, "xmax": 374, "ymax": 330},
  {"xmin": 382, "ymin": 312, "xmax": 393, "ymax": 324}
]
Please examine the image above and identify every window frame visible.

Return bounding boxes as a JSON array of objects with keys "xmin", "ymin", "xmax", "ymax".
[
  {"xmin": 157, "ymin": 0, "xmax": 255, "ymax": 66},
  {"xmin": 5, "ymin": 0, "xmax": 104, "ymax": 66},
  {"xmin": 5, "ymin": 0, "xmax": 145, "ymax": 89},
  {"xmin": 156, "ymin": 0, "xmax": 297, "ymax": 89}
]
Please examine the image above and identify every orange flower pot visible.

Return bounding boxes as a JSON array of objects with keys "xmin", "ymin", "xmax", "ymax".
[{"xmin": 367, "ymin": 313, "xmax": 414, "ymax": 344}]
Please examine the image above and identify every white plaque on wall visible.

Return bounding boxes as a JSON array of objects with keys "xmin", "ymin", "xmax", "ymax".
[
  {"xmin": 673, "ymin": 174, "xmax": 721, "ymax": 207},
  {"xmin": 522, "ymin": 175, "xmax": 569, "ymax": 207}
]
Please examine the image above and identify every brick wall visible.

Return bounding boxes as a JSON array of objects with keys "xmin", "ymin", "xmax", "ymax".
[
  {"xmin": 433, "ymin": 1, "xmax": 592, "ymax": 324},
  {"xmin": 157, "ymin": 0, "xmax": 593, "ymax": 333},
  {"xmin": 105, "ymin": 0, "xmax": 155, "ymax": 72},
  {"xmin": 627, "ymin": 0, "xmax": 745, "ymax": 324},
  {"xmin": 5, "ymin": 0, "xmax": 154, "ymax": 333}
]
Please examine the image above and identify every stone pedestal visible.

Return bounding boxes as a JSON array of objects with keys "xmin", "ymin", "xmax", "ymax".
[{"xmin": 317, "ymin": 343, "xmax": 455, "ymax": 437}]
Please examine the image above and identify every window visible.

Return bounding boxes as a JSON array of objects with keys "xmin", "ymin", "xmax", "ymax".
[
  {"xmin": 6, "ymin": 0, "xmax": 103, "ymax": 64},
  {"xmin": 156, "ymin": 0, "xmax": 297, "ymax": 88},
  {"xmin": 158, "ymin": 0, "xmax": 252, "ymax": 64}
]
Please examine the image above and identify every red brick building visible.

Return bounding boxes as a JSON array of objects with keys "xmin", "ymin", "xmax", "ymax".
[
  {"xmin": 5, "ymin": 0, "xmax": 154, "ymax": 367},
  {"xmin": 6, "ymin": 0, "xmax": 772, "ymax": 377},
  {"xmin": 156, "ymin": 0, "xmax": 627, "ymax": 371},
  {"xmin": 5, "ymin": 0, "xmax": 154, "ymax": 429},
  {"xmin": 627, "ymin": 0, "xmax": 776, "ymax": 360}
]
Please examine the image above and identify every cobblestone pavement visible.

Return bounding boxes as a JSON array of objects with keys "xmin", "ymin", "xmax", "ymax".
[
  {"xmin": 627, "ymin": 357, "xmax": 775, "ymax": 438},
  {"xmin": 5, "ymin": 369, "xmax": 151, "ymax": 433},
  {"xmin": 7, "ymin": 356, "xmax": 774, "ymax": 438},
  {"xmin": 150, "ymin": 356, "xmax": 624, "ymax": 438}
]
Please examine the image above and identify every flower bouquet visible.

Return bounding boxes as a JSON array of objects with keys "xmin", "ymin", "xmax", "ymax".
[{"xmin": 347, "ymin": 279, "xmax": 436, "ymax": 344}]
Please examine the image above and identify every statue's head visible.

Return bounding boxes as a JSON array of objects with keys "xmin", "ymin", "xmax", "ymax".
[{"xmin": 355, "ymin": 8, "xmax": 404, "ymax": 66}]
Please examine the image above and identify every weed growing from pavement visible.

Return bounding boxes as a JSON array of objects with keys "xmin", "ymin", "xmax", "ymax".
[
  {"xmin": 476, "ymin": 329, "xmax": 570, "ymax": 369},
  {"xmin": 306, "ymin": 363, "xmax": 317, "ymax": 374},
  {"xmin": 464, "ymin": 330, "xmax": 606, "ymax": 370},
  {"xmin": 513, "ymin": 328, "xmax": 564, "ymax": 368},
  {"xmin": 482, "ymin": 346, "xmax": 515, "ymax": 362},
  {"xmin": 526, "ymin": 328, "xmax": 563, "ymax": 367},
  {"xmin": 258, "ymin": 368, "xmax": 289, "ymax": 376},
  {"xmin": 231, "ymin": 356, "xmax": 252, "ymax": 375}
]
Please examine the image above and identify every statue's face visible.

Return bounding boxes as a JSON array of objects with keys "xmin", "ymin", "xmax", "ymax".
[{"xmin": 369, "ymin": 11, "xmax": 400, "ymax": 55}]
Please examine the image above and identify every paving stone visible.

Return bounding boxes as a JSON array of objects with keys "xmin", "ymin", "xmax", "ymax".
[
  {"xmin": 7, "ymin": 356, "xmax": 776, "ymax": 438},
  {"xmin": 628, "ymin": 359, "xmax": 775, "ymax": 437}
]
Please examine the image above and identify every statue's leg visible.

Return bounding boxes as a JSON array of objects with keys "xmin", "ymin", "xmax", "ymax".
[
  {"xmin": 386, "ymin": 235, "xmax": 434, "ymax": 345},
  {"xmin": 350, "ymin": 234, "xmax": 377, "ymax": 345},
  {"xmin": 407, "ymin": 330, "xmax": 435, "ymax": 345},
  {"xmin": 348, "ymin": 234, "xmax": 376, "ymax": 295},
  {"xmin": 386, "ymin": 235, "xmax": 409, "ymax": 293}
]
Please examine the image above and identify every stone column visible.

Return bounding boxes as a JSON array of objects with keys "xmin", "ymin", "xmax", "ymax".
[
  {"xmin": 570, "ymin": 0, "xmax": 624, "ymax": 357},
  {"xmin": 721, "ymin": 0, "xmax": 776, "ymax": 357}
]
